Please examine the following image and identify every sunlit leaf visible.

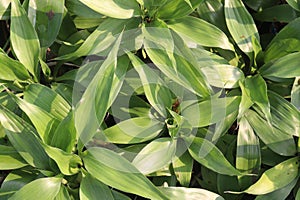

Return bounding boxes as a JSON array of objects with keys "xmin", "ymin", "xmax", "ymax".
[
  {"xmin": 10, "ymin": 0, "xmax": 40, "ymax": 79},
  {"xmin": 132, "ymin": 138, "xmax": 176, "ymax": 174},
  {"xmin": 167, "ymin": 16, "xmax": 234, "ymax": 51},
  {"xmin": 103, "ymin": 117, "xmax": 163, "ymax": 144},
  {"xmin": 229, "ymin": 157, "xmax": 299, "ymax": 195},
  {"xmin": 0, "ymin": 145, "xmax": 27, "ymax": 170},
  {"xmin": 224, "ymin": 0, "xmax": 260, "ymax": 60},
  {"xmin": 9, "ymin": 177, "xmax": 62, "ymax": 200},
  {"xmin": 78, "ymin": 0, "xmax": 140, "ymax": 19},
  {"xmin": 188, "ymin": 137, "xmax": 243, "ymax": 176},
  {"xmin": 83, "ymin": 147, "xmax": 168, "ymax": 199}
]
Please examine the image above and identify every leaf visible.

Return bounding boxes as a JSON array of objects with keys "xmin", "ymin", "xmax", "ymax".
[
  {"xmin": 82, "ymin": 147, "xmax": 168, "ymax": 200},
  {"xmin": 28, "ymin": 0, "xmax": 65, "ymax": 48},
  {"xmin": 57, "ymin": 18, "xmax": 139, "ymax": 60},
  {"xmin": 172, "ymin": 150, "xmax": 193, "ymax": 187},
  {"xmin": 159, "ymin": 187, "xmax": 225, "ymax": 200},
  {"xmin": 268, "ymin": 91, "xmax": 300, "ymax": 137},
  {"xmin": 224, "ymin": 0, "xmax": 260, "ymax": 59},
  {"xmin": 54, "ymin": 185, "xmax": 71, "ymax": 200},
  {"xmin": 24, "ymin": 84, "xmax": 71, "ymax": 121},
  {"xmin": 245, "ymin": 109, "xmax": 296, "ymax": 156},
  {"xmin": 291, "ymin": 77, "xmax": 300, "ymax": 109},
  {"xmin": 11, "ymin": 94, "xmax": 60, "ymax": 143},
  {"xmin": 103, "ymin": 117, "xmax": 164, "ymax": 144},
  {"xmin": 157, "ymin": 0, "xmax": 204, "ymax": 19},
  {"xmin": 201, "ymin": 64, "xmax": 244, "ymax": 88},
  {"xmin": 181, "ymin": 96, "xmax": 240, "ymax": 127},
  {"xmin": 143, "ymin": 27, "xmax": 212, "ymax": 97},
  {"xmin": 10, "ymin": 0, "xmax": 40, "ymax": 79},
  {"xmin": 9, "ymin": 177, "xmax": 62, "ymax": 200},
  {"xmin": 78, "ymin": 0, "xmax": 140, "ymax": 19},
  {"xmin": 0, "ymin": 170, "xmax": 38, "ymax": 199},
  {"xmin": 127, "ymin": 51, "xmax": 172, "ymax": 117},
  {"xmin": 264, "ymin": 38, "xmax": 300, "ymax": 63},
  {"xmin": 167, "ymin": 16, "xmax": 234, "ymax": 51},
  {"xmin": 0, "ymin": 53, "xmax": 32, "ymax": 82},
  {"xmin": 132, "ymin": 138, "xmax": 177, "ymax": 174},
  {"xmin": 287, "ymin": 0, "xmax": 300, "ymax": 11},
  {"xmin": 255, "ymin": 177, "xmax": 298, "ymax": 200},
  {"xmin": 254, "ymin": 4, "xmax": 298, "ymax": 23},
  {"xmin": 80, "ymin": 173, "xmax": 114, "ymax": 200},
  {"xmin": 66, "ymin": 0, "xmax": 103, "ymax": 18},
  {"xmin": 42, "ymin": 144, "xmax": 82, "ymax": 176},
  {"xmin": 187, "ymin": 137, "xmax": 243, "ymax": 176},
  {"xmin": 197, "ymin": 0, "xmax": 227, "ymax": 34},
  {"xmin": 259, "ymin": 52, "xmax": 300, "ymax": 79},
  {"xmin": 0, "ymin": 0, "xmax": 10, "ymax": 20},
  {"xmin": 244, "ymin": 75, "xmax": 272, "ymax": 124},
  {"xmin": 0, "ymin": 105, "xmax": 50, "ymax": 169},
  {"xmin": 0, "ymin": 145, "xmax": 27, "ymax": 170},
  {"xmin": 229, "ymin": 157, "xmax": 299, "ymax": 195},
  {"xmin": 74, "ymin": 34, "xmax": 128, "ymax": 147},
  {"xmin": 236, "ymin": 117, "xmax": 260, "ymax": 172},
  {"xmin": 50, "ymin": 111, "xmax": 77, "ymax": 153}
]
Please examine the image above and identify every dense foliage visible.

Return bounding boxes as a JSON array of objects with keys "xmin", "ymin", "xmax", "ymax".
[{"xmin": 0, "ymin": 0, "xmax": 300, "ymax": 199}]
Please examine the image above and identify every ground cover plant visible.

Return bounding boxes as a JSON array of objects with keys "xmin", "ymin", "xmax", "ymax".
[{"xmin": 0, "ymin": 0, "xmax": 300, "ymax": 199}]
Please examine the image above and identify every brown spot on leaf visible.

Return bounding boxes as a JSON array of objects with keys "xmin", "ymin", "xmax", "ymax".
[{"xmin": 46, "ymin": 10, "xmax": 55, "ymax": 20}]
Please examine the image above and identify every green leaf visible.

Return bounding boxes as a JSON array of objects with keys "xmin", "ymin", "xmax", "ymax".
[
  {"xmin": 78, "ymin": 0, "xmax": 140, "ymax": 19},
  {"xmin": 9, "ymin": 177, "xmax": 62, "ymax": 200},
  {"xmin": 0, "ymin": 53, "xmax": 31, "ymax": 82},
  {"xmin": 201, "ymin": 64, "xmax": 244, "ymax": 89},
  {"xmin": 245, "ymin": 110, "xmax": 296, "ymax": 156},
  {"xmin": 167, "ymin": 16, "xmax": 234, "ymax": 51},
  {"xmin": 66, "ymin": 0, "xmax": 103, "ymax": 18},
  {"xmin": 197, "ymin": 0, "xmax": 227, "ymax": 34},
  {"xmin": 0, "ymin": 0, "xmax": 10, "ymax": 20},
  {"xmin": 11, "ymin": 94, "xmax": 60, "ymax": 143},
  {"xmin": 74, "ymin": 34, "xmax": 128, "ymax": 147},
  {"xmin": 268, "ymin": 91, "xmax": 300, "ymax": 137},
  {"xmin": 259, "ymin": 52, "xmax": 300, "ymax": 79},
  {"xmin": 0, "ymin": 170, "xmax": 38, "ymax": 199},
  {"xmin": 127, "ymin": 51, "xmax": 172, "ymax": 117},
  {"xmin": 103, "ymin": 117, "xmax": 163, "ymax": 144},
  {"xmin": 42, "ymin": 144, "xmax": 82, "ymax": 176},
  {"xmin": 82, "ymin": 147, "xmax": 168, "ymax": 200},
  {"xmin": 172, "ymin": 150, "xmax": 193, "ymax": 187},
  {"xmin": 265, "ymin": 17, "xmax": 300, "ymax": 61},
  {"xmin": 54, "ymin": 185, "xmax": 71, "ymax": 200},
  {"xmin": 0, "ymin": 145, "xmax": 27, "ymax": 170},
  {"xmin": 0, "ymin": 105, "xmax": 50, "ymax": 169},
  {"xmin": 28, "ymin": 0, "xmax": 65, "ymax": 48},
  {"xmin": 24, "ymin": 84, "xmax": 71, "ymax": 121},
  {"xmin": 50, "ymin": 111, "xmax": 77, "ymax": 153},
  {"xmin": 264, "ymin": 38, "xmax": 300, "ymax": 63},
  {"xmin": 157, "ymin": 0, "xmax": 204, "ymax": 19},
  {"xmin": 244, "ymin": 75, "xmax": 272, "ymax": 124},
  {"xmin": 132, "ymin": 138, "xmax": 176, "ymax": 174},
  {"xmin": 181, "ymin": 96, "xmax": 240, "ymax": 127},
  {"xmin": 291, "ymin": 77, "xmax": 300, "ymax": 109},
  {"xmin": 57, "ymin": 18, "xmax": 139, "ymax": 60},
  {"xmin": 10, "ymin": 0, "xmax": 40, "ymax": 79},
  {"xmin": 236, "ymin": 117, "xmax": 260, "ymax": 173},
  {"xmin": 287, "ymin": 0, "xmax": 300, "ymax": 11},
  {"xmin": 230, "ymin": 157, "xmax": 299, "ymax": 195},
  {"xmin": 159, "ymin": 187, "xmax": 225, "ymax": 200},
  {"xmin": 255, "ymin": 177, "xmax": 298, "ymax": 200},
  {"xmin": 80, "ymin": 173, "xmax": 114, "ymax": 200},
  {"xmin": 187, "ymin": 137, "xmax": 243, "ymax": 176},
  {"xmin": 254, "ymin": 4, "xmax": 298, "ymax": 23},
  {"xmin": 143, "ymin": 27, "xmax": 212, "ymax": 97},
  {"xmin": 224, "ymin": 0, "xmax": 260, "ymax": 59}
]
